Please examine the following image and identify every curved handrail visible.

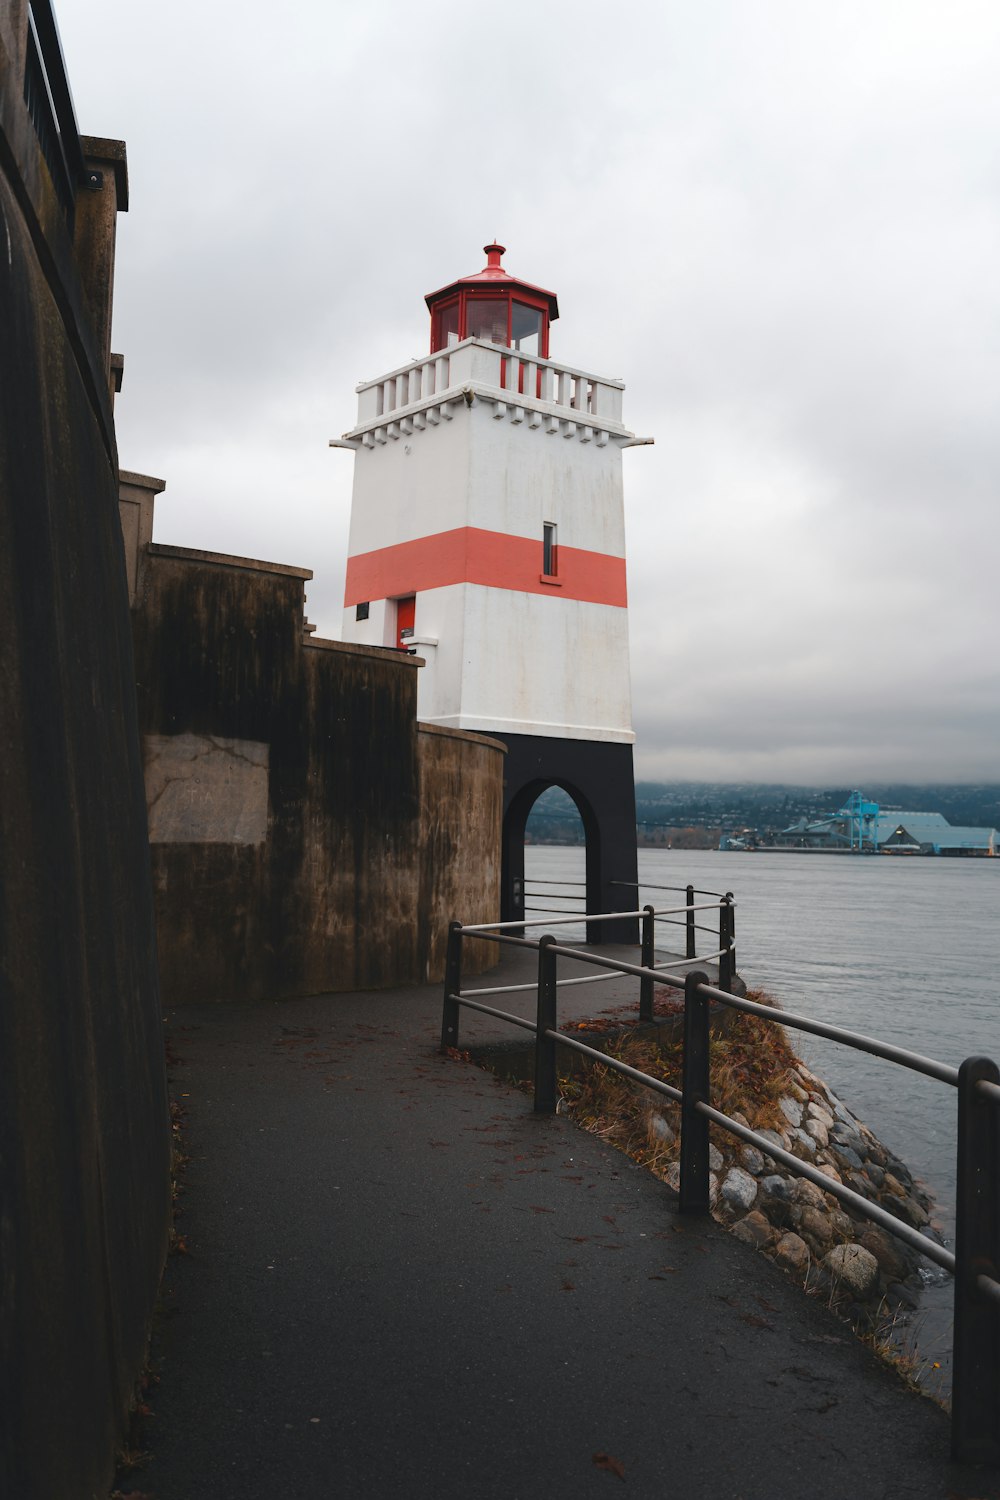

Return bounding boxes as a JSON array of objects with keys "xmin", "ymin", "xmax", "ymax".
[
  {"xmin": 610, "ymin": 877, "xmax": 732, "ymax": 900},
  {"xmin": 439, "ymin": 909, "xmax": 1000, "ymax": 1464}
]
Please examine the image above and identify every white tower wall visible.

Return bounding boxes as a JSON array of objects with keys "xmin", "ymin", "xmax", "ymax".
[{"xmin": 339, "ymin": 338, "xmax": 636, "ymax": 745}]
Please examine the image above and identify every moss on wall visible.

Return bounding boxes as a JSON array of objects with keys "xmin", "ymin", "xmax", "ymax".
[{"xmin": 132, "ymin": 551, "xmax": 503, "ymax": 1001}]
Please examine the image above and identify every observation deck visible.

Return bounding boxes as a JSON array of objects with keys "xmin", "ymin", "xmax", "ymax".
[{"xmin": 342, "ymin": 337, "xmax": 632, "ymax": 450}]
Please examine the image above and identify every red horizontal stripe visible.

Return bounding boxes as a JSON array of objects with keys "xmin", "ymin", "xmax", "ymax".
[{"xmin": 344, "ymin": 527, "xmax": 627, "ymax": 608}]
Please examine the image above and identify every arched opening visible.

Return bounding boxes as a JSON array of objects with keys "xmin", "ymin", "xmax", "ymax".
[
  {"xmin": 524, "ymin": 786, "xmax": 587, "ymax": 937},
  {"xmin": 498, "ymin": 736, "xmax": 639, "ymax": 946},
  {"xmin": 502, "ymin": 778, "xmax": 604, "ymax": 942}
]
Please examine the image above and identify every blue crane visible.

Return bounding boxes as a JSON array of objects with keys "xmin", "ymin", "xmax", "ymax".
[{"xmin": 835, "ymin": 790, "xmax": 881, "ymax": 851}]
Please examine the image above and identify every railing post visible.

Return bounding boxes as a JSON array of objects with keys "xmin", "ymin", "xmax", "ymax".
[
  {"xmin": 680, "ymin": 970, "xmax": 711, "ymax": 1215},
  {"xmin": 439, "ymin": 921, "xmax": 463, "ymax": 1052},
  {"xmin": 534, "ymin": 935, "xmax": 559, "ymax": 1114},
  {"xmin": 718, "ymin": 899, "xmax": 732, "ymax": 994},
  {"xmin": 685, "ymin": 885, "xmax": 696, "ymax": 960},
  {"xmin": 726, "ymin": 892, "xmax": 736, "ymax": 984},
  {"xmin": 511, "ymin": 875, "xmax": 524, "ymax": 938},
  {"xmin": 952, "ymin": 1055, "xmax": 1000, "ymax": 1463},
  {"xmin": 639, "ymin": 905, "xmax": 655, "ymax": 1022}
]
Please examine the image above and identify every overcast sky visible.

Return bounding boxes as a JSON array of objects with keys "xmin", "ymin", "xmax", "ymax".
[{"xmin": 58, "ymin": 1, "xmax": 1000, "ymax": 785}]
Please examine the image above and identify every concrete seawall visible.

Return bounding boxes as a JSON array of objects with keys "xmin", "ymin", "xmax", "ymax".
[{"xmin": 0, "ymin": 27, "xmax": 169, "ymax": 1496}]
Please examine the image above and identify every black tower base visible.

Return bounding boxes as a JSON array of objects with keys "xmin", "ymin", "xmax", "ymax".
[{"xmin": 499, "ymin": 733, "xmax": 638, "ymax": 945}]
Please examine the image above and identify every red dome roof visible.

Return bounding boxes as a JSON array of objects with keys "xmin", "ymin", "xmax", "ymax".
[{"xmin": 425, "ymin": 243, "xmax": 559, "ymax": 321}]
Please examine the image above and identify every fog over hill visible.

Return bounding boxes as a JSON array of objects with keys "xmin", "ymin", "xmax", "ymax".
[{"xmin": 526, "ymin": 783, "xmax": 1000, "ymax": 844}]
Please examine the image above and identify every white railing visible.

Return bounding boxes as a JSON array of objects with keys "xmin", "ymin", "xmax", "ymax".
[{"xmin": 351, "ymin": 338, "xmax": 625, "ymax": 434}]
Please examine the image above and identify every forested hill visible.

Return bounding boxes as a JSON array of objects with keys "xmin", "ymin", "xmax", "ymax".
[{"xmin": 525, "ymin": 782, "xmax": 1000, "ymax": 846}]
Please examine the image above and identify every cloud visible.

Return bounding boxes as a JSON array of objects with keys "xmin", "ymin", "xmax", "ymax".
[{"xmin": 58, "ymin": 0, "xmax": 1000, "ymax": 783}]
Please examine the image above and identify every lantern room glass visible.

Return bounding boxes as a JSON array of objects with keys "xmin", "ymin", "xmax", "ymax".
[
  {"xmin": 432, "ymin": 298, "xmax": 460, "ymax": 350},
  {"xmin": 511, "ymin": 301, "xmax": 542, "ymax": 355},
  {"xmin": 427, "ymin": 271, "xmax": 553, "ymax": 356},
  {"xmin": 466, "ymin": 298, "xmax": 508, "ymax": 344}
]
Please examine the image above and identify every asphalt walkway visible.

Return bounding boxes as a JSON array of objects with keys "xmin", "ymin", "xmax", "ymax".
[{"xmin": 140, "ymin": 952, "xmax": 998, "ymax": 1500}]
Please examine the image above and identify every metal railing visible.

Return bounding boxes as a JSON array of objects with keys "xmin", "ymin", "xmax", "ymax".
[
  {"xmin": 440, "ymin": 911, "xmax": 1000, "ymax": 1466},
  {"xmin": 465, "ymin": 893, "xmax": 736, "ymax": 1005},
  {"xmin": 23, "ymin": 1, "xmax": 86, "ymax": 228},
  {"xmin": 522, "ymin": 876, "xmax": 587, "ymax": 920},
  {"xmin": 524, "ymin": 877, "xmax": 736, "ymax": 973},
  {"xmin": 611, "ymin": 878, "xmax": 736, "ymax": 980}
]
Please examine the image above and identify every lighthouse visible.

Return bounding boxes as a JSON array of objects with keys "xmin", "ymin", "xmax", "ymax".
[{"xmin": 337, "ymin": 244, "xmax": 642, "ymax": 940}]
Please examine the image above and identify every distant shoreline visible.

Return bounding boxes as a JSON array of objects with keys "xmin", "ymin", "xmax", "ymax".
[
  {"xmin": 526, "ymin": 840, "xmax": 995, "ymax": 858},
  {"xmin": 723, "ymin": 845, "xmax": 995, "ymax": 858}
]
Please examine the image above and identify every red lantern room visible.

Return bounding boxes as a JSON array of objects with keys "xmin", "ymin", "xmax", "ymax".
[{"xmin": 425, "ymin": 243, "xmax": 559, "ymax": 357}]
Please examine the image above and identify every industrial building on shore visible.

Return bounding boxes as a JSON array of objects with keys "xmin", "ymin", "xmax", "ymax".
[{"xmin": 780, "ymin": 793, "xmax": 998, "ymax": 856}]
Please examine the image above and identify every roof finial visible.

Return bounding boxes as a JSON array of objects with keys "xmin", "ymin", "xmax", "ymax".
[{"xmin": 484, "ymin": 241, "xmax": 505, "ymax": 269}]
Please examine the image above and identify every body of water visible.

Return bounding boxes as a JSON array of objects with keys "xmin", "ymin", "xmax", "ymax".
[{"xmin": 525, "ymin": 844, "xmax": 1000, "ymax": 1388}]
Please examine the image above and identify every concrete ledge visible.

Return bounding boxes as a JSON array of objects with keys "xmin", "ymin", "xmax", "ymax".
[
  {"xmin": 80, "ymin": 135, "xmax": 128, "ymax": 210},
  {"xmin": 120, "ymin": 469, "xmax": 166, "ymax": 492},
  {"xmin": 425, "ymin": 711, "xmax": 636, "ymax": 744},
  {"xmin": 148, "ymin": 543, "xmax": 312, "ymax": 580},
  {"xmin": 305, "ymin": 636, "xmax": 423, "ymax": 667},
  {"xmin": 417, "ymin": 721, "xmax": 507, "ymax": 753}
]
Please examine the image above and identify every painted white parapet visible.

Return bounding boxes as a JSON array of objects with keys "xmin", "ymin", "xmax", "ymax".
[{"xmin": 346, "ymin": 338, "xmax": 628, "ymax": 449}]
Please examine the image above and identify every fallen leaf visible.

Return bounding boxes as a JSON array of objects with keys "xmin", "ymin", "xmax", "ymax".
[{"xmin": 593, "ymin": 1452, "xmax": 625, "ymax": 1480}]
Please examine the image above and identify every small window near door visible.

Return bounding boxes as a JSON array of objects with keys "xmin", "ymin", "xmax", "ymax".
[
  {"xmin": 542, "ymin": 523, "xmax": 558, "ymax": 578},
  {"xmin": 356, "ymin": 601, "xmax": 370, "ymax": 621}
]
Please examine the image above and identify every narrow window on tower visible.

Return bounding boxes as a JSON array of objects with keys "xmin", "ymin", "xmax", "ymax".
[
  {"xmin": 542, "ymin": 523, "xmax": 558, "ymax": 579},
  {"xmin": 356, "ymin": 602, "xmax": 370, "ymax": 621}
]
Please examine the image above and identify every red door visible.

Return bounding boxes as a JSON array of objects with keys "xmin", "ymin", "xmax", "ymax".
[{"xmin": 395, "ymin": 596, "xmax": 415, "ymax": 650}]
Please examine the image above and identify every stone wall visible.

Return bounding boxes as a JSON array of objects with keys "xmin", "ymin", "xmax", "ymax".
[
  {"xmin": 417, "ymin": 722, "xmax": 503, "ymax": 982},
  {"xmin": 0, "ymin": 18, "xmax": 169, "ymax": 1499},
  {"xmin": 131, "ymin": 542, "xmax": 503, "ymax": 1003}
]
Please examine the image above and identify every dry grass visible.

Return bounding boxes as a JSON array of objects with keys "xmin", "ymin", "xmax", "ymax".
[
  {"xmin": 559, "ymin": 999, "xmax": 952, "ymax": 1407},
  {"xmin": 856, "ymin": 1299, "xmax": 949, "ymax": 1406},
  {"xmin": 560, "ymin": 989, "xmax": 798, "ymax": 1178}
]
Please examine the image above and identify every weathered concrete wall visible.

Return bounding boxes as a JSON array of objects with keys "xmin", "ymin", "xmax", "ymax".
[
  {"xmin": 0, "ymin": 20, "xmax": 169, "ymax": 1500},
  {"xmin": 418, "ymin": 723, "xmax": 503, "ymax": 980},
  {"xmin": 119, "ymin": 468, "xmax": 164, "ymax": 603},
  {"xmin": 132, "ymin": 544, "xmax": 503, "ymax": 1002}
]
